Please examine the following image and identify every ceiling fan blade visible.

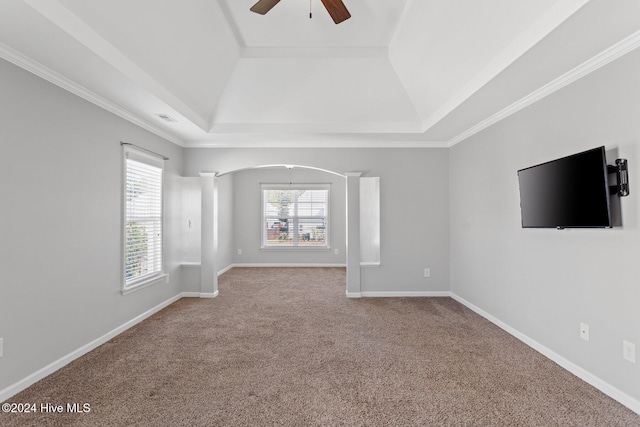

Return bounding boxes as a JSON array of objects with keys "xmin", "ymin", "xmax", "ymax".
[
  {"xmin": 320, "ymin": 0, "xmax": 351, "ymax": 24},
  {"xmin": 250, "ymin": 0, "xmax": 281, "ymax": 15}
]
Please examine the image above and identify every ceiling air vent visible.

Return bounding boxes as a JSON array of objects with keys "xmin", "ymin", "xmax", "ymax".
[{"xmin": 156, "ymin": 113, "xmax": 177, "ymax": 123}]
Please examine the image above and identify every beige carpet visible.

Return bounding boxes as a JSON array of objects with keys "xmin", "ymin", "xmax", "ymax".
[{"xmin": 2, "ymin": 267, "xmax": 639, "ymax": 426}]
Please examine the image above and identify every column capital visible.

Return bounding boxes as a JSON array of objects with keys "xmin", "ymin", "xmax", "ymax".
[{"xmin": 345, "ymin": 172, "xmax": 363, "ymax": 177}]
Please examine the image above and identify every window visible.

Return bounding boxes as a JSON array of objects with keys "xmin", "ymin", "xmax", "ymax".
[
  {"xmin": 262, "ymin": 185, "xmax": 329, "ymax": 248},
  {"xmin": 123, "ymin": 147, "xmax": 164, "ymax": 292}
]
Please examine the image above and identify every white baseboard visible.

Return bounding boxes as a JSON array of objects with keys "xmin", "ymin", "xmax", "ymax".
[
  {"xmin": 180, "ymin": 292, "xmax": 201, "ymax": 298},
  {"xmin": 181, "ymin": 291, "xmax": 218, "ymax": 299},
  {"xmin": 361, "ymin": 291, "xmax": 451, "ymax": 298},
  {"xmin": 346, "ymin": 292, "xmax": 362, "ymax": 298},
  {"xmin": 184, "ymin": 263, "xmax": 345, "ymax": 274},
  {"xmin": 199, "ymin": 291, "xmax": 219, "ymax": 299},
  {"xmin": 450, "ymin": 292, "xmax": 640, "ymax": 416},
  {"xmin": 217, "ymin": 264, "xmax": 234, "ymax": 276},
  {"xmin": 0, "ymin": 292, "xmax": 186, "ymax": 403},
  {"xmin": 230, "ymin": 263, "xmax": 347, "ymax": 268}
]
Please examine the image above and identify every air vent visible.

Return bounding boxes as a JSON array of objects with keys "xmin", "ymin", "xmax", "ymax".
[{"xmin": 155, "ymin": 113, "xmax": 177, "ymax": 123}]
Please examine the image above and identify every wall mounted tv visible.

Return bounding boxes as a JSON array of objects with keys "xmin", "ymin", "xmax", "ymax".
[{"xmin": 517, "ymin": 146, "xmax": 612, "ymax": 229}]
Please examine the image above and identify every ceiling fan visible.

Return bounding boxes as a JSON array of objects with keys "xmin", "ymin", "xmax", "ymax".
[{"xmin": 250, "ymin": 0, "xmax": 351, "ymax": 24}]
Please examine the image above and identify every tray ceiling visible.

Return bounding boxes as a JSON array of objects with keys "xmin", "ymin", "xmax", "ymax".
[{"xmin": 0, "ymin": 0, "xmax": 639, "ymax": 147}]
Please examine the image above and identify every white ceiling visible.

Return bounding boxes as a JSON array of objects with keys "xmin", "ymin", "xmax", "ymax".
[
  {"xmin": 1, "ymin": 0, "xmax": 639, "ymax": 147},
  {"xmin": 222, "ymin": 0, "xmax": 408, "ymax": 47}
]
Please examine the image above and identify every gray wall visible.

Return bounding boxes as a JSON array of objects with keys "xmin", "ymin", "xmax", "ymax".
[
  {"xmin": 184, "ymin": 147, "xmax": 451, "ymax": 293},
  {"xmin": 0, "ymin": 59, "xmax": 184, "ymax": 392},
  {"xmin": 231, "ymin": 167, "xmax": 346, "ymax": 265},
  {"xmin": 450, "ymin": 47, "xmax": 640, "ymax": 402}
]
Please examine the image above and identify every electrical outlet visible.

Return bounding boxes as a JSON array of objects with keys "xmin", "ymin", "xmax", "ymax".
[
  {"xmin": 165, "ymin": 275, "xmax": 170, "ymax": 284},
  {"xmin": 580, "ymin": 323, "xmax": 589, "ymax": 341},
  {"xmin": 424, "ymin": 268, "xmax": 431, "ymax": 278},
  {"xmin": 238, "ymin": 249, "xmax": 242, "ymax": 255},
  {"xmin": 334, "ymin": 249, "xmax": 339, "ymax": 255},
  {"xmin": 623, "ymin": 340, "xmax": 636, "ymax": 363}
]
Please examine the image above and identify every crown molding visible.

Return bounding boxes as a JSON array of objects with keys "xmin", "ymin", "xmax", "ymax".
[
  {"xmin": 183, "ymin": 136, "xmax": 448, "ymax": 149},
  {"xmin": 0, "ymin": 42, "xmax": 186, "ymax": 147},
  {"xmin": 448, "ymin": 28, "xmax": 640, "ymax": 147}
]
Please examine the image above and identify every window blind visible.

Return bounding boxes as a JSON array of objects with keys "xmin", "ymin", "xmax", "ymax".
[
  {"xmin": 124, "ymin": 152, "xmax": 163, "ymax": 287},
  {"xmin": 262, "ymin": 185, "xmax": 329, "ymax": 248}
]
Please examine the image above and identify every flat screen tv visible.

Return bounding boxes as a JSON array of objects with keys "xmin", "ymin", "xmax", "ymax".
[{"xmin": 518, "ymin": 146, "xmax": 612, "ymax": 229}]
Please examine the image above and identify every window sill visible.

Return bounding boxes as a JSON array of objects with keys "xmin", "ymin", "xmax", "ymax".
[{"xmin": 122, "ymin": 273, "xmax": 168, "ymax": 296}]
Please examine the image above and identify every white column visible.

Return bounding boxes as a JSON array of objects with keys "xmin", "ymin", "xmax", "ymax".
[
  {"xmin": 345, "ymin": 172, "xmax": 362, "ymax": 297},
  {"xmin": 200, "ymin": 172, "xmax": 219, "ymax": 298}
]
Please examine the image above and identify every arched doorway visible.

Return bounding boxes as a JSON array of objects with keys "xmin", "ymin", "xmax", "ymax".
[{"xmin": 198, "ymin": 165, "xmax": 362, "ymax": 298}]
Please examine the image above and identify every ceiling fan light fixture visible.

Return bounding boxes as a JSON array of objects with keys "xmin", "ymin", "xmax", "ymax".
[
  {"xmin": 250, "ymin": 0, "xmax": 281, "ymax": 15},
  {"xmin": 320, "ymin": 0, "xmax": 351, "ymax": 24},
  {"xmin": 250, "ymin": 0, "xmax": 350, "ymax": 24}
]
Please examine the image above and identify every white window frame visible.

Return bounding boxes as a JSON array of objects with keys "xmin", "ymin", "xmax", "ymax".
[
  {"xmin": 122, "ymin": 146, "xmax": 166, "ymax": 294},
  {"xmin": 261, "ymin": 184, "xmax": 330, "ymax": 250}
]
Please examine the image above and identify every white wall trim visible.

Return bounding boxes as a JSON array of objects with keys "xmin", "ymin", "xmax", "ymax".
[
  {"xmin": 229, "ymin": 263, "xmax": 347, "ymax": 268},
  {"xmin": 450, "ymin": 292, "xmax": 640, "ymax": 416},
  {"xmin": 181, "ymin": 263, "xmax": 274, "ymax": 278},
  {"xmin": 181, "ymin": 263, "xmax": 232, "ymax": 276},
  {"xmin": 346, "ymin": 291, "xmax": 362, "ymax": 298},
  {"xmin": 180, "ymin": 292, "xmax": 202, "ymax": 298},
  {"xmin": 180, "ymin": 291, "xmax": 218, "ymax": 298},
  {"xmin": 361, "ymin": 291, "xmax": 450, "ymax": 297},
  {"xmin": 217, "ymin": 264, "xmax": 234, "ymax": 276},
  {"xmin": 199, "ymin": 291, "xmax": 219, "ymax": 299},
  {"xmin": 183, "ymin": 137, "xmax": 448, "ymax": 149},
  {"xmin": 448, "ymin": 28, "xmax": 640, "ymax": 147}
]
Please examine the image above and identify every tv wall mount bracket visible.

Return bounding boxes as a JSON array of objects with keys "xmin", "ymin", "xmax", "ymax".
[{"xmin": 608, "ymin": 159, "xmax": 629, "ymax": 197}]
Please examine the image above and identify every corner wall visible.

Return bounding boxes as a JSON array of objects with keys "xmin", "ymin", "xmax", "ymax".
[{"xmin": 450, "ymin": 47, "xmax": 640, "ymax": 406}]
